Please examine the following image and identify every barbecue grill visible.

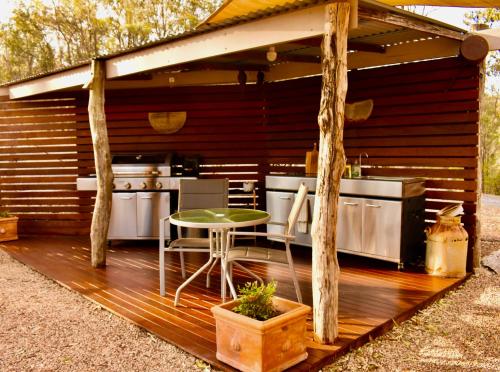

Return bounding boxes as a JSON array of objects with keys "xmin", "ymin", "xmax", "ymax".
[{"xmin": 76, "ymin": 153, "xmax": 195, "ymax": 241}]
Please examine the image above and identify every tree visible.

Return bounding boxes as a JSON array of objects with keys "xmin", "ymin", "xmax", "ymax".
[
  {"xmin": 480, "ymin": 92, "xmax": 500, "ymax": 195},
  {"xmin": 464, "ymin": 8, "xmax": 500, "ymax": 80},
  {"xmin": 0, "ymin": 0, "xmax": 220, "ymax": 84},
  {"xmin": 0, "ymin": 1, "xmax": 55, "ymax": 82},
  {"xmin": 464, "ymin": 9, "xmax": 500, "ymax": 195}
]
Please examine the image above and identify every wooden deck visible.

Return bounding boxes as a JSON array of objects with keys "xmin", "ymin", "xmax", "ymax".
[{"xmin": 1, "ymin": 236, "xmax": 467, "ymax": 371}]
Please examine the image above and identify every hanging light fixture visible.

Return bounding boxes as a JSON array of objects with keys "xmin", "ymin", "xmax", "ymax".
[
  {"xmin": 266, "ymin": 46, "xmax": 277, "ymax": 62},
  {"xmin": 238, "ymin": 70, "xmax": 247, "ymax": 86}
]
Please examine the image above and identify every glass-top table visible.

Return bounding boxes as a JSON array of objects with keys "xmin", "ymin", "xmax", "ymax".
[
  {"xmin": 167, "ymin": 208, "xmax": 270, "ymax": 303},
  {"xmin": 169, "ymin": 208, "xmax": 270, "ymax": 229}
]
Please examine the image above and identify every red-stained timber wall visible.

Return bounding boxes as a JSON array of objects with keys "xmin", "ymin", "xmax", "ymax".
[{"xmin": 0, "ymin": 57, "xmax": 479, "ymax": 265}]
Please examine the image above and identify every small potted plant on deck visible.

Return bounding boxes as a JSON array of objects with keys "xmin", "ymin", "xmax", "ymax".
[
  {"xmin": 0, "ymin": 211, "xmax": 18, "ymax": 242},
  {"xmin": 211, "ymin": 281, "xmax": 311, "ymax": 372}
]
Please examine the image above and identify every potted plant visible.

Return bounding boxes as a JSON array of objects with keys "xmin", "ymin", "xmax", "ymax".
[
  {"xmin": 0, "ymin": 211, "xmax": 19, "ymax": 242},
  {"xmin": 211, "ymin": 281, "xmax": 311, "ymax": 372}
]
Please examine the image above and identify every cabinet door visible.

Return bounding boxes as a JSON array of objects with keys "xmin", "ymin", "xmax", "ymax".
[
  {"xmin": 137, "ymin": 192, "xmax": 170, "ymax": 238},
  {"xmin": 336, "ymin": 197, "xmax": 362, "ymax": 252},
  {"xmin": 294, "ymin": 194, "xmax": 315, "ymax": 247},
  {"xmin": 266, "ymin": 191, "xmax": 293, "ymax": 237},
  {"xmin": 108, "ymin": 193, "xmax": 137, "ymax": 239},
  {"xmin": 362, "ymin": 198, "xmax": 402, "ymax": 259}
]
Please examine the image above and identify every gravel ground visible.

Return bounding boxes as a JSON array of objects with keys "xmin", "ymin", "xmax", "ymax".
[
  {"xmin": 0, "ymin": 195, "xmax": 499, "ymax": 372},
  {"xmin": 324, "ymin": 195, "xmax": 500, "ymax": 372}
]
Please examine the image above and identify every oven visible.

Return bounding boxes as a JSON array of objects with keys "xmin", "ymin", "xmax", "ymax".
[{"xmin": 76, "ymin": 153, "xmax": 195, "ymax": 241}]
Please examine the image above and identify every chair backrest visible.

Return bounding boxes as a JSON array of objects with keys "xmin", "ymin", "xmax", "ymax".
[
  {"xmin": 286, "ymin": 183, "xmax": 309, "ymax": 235},
  {"xmin": 178, "ymin": 179, "xmax": 229, "ymax": 211}
]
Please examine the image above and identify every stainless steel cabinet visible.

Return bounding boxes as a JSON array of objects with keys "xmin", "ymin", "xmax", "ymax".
[
  {"xmin": 336, "ymin": 197, "xmax": 363, "ymax": 253},
  {"xmin": 109, "ymin": 193, "xmax": 137, "ymax": 239},
  {"xmin": 266, "ymin": 191, "xmax": 315, "ymax": 246},
  {"xmin": 362, "ymin": 198, "xmax": 402, "ymax": 259},
  {"xmin": 137, "ymin": 192, "xmax": 170, "ymax": 238},
  {"xmin": 109, "ymin": 192, "xmax": 170, "ymax": 240},
  {"xmin": 294, "ymin": 194, "xmax": 315, "ymax": 247},
  {"xmin": 266, "ymin": 191, "xmax": 293, "ymax": 238},
  {"xmin": 336, "ymin": 196, "xmax": 403, "ymax": 262}
]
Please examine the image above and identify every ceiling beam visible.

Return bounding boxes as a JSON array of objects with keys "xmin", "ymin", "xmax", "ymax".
[
  {"xmin": 293, "ymin": 37, "xmax": 385, "ymax": 53},
  {"xmin": 177, "ymin": 61, "xmax": 270, "ymax": 71},
  {"xmin": 8, "ymin": 66, "xmax": 91, "ymax": 99},
  {"xmin": 358, "ymin": 7, "xmax": 466, "ymax": 41},
  {"xmin": 105, "ymin": 4, "xmax": 328, "ymax": 79},
  {"xmin": 268, "ymin": 37, "xmax": 460, "ymax": 81}
]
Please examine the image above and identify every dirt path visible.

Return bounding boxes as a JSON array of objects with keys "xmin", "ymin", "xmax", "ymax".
[{"xmin": 0, "ymin": 196, "xmax": 499, "ymax": 372}]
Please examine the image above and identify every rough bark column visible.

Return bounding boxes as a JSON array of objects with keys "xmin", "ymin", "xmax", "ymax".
[
  {"xmin": 473, "ymin": 59, "xmax": 486, "ymax": 269},
  {"xmin": 85, "ymin": 59, "xmax": 112, "ymax": 268},
  {"xmin": 311, "ymin": 2, "xmax": 350, "ymax": 344}
]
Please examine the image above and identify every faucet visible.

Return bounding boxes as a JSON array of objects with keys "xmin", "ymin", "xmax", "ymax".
[{"xmin": 359, "ymin": 152, "xmax": 369, "ymax": 177}]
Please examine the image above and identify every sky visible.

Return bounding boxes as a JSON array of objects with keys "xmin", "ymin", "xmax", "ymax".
[
  {"xmin": 0, "ymin": 2, "xmax": 481, "ymax": 29},
  {"xmin": 0, "ymin": 2, "xmax": 497, "ymax": 89}
]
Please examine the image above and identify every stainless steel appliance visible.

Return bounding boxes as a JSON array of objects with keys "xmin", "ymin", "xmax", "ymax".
[
  {"xmin": 76, "ymin": 153, "xmax": 195, "ymax": 241},
  {"xmin": 265, "ymin": 175, "xmax": 426, "ymax": 268}
]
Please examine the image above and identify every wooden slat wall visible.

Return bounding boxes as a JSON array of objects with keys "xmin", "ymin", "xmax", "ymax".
[
  {"xmin": 266, "ymin": 57, "xmax": 480, "ymax": 268},
  {"xmin": 0, "ymin": 96, "xmax": 91, "ymax": 234},
  {"xmin": 75, "ymin": 85, "xmax": 267, "ymax": 210},
  {"xmin": 1, "ymin": 57, "xmax": 480, "ymax": 267}
]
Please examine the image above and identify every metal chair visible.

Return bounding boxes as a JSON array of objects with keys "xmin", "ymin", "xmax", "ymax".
[
  {"xmin": 159, "ymin": 179, "xmax": 229, "ymax": 301},
  {"xmin": 222, "ymin": 183, "xmax": 308, "ymax": 303}
]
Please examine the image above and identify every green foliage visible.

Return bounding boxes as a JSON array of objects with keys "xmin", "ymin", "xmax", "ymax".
[
  {"xmin": 0, "ymin": 0, "xmax": 222, "ymax": 83},
  {"xmin": 0, "ymin": 211, "xmax": 12, "ymax": 218},
  {"xmin": 480, "ymin": 93, "xmax": 500, "ymax": 195},
  {"xmin": 464, "ymin": 8, "xmax": 500, "ymax": 80},
  {"xmin": 232, "ymin": 281, "xmax": 279, "ymax": 321}
]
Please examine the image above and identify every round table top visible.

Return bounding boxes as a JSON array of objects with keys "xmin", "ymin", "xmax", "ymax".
[{"xmin": 169, "ymin": 208, "xmax": 270, "ymax": 229}]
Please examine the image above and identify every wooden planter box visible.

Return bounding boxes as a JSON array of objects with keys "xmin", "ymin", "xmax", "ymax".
[
  {"xmin": 211, "ymin": 296, "xmax": 311, "ymax": 372},
  {"xmin": 0, "ymin": 216, "xmax": 18, "ymax": 242}
]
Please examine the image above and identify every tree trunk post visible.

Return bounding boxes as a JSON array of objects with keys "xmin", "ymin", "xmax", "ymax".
[
  {"xmin": 473, "ymin": 60, "xmax": 486, "ymax": 269},
  {"xmin": 311, "ymin": 2, "xmax": 350, "ymax": 344},
  {"xmin": 85, "ymin": 59, "xmax": 112, "ymax": 268}
]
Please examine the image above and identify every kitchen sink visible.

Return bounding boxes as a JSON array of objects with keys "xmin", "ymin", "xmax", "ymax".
[{"xmin": 358, "ymin": 176, "xmax": 413, "ymax": 182}]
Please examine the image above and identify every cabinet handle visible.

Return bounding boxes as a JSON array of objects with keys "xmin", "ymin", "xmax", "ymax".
[
  {"xmin": 366, "ymin": 204, "xmax": 381, "ymax": 208},
  {"xmin": 140, "ymin": 196, "xmax": 153, "ymax": 199},
  {"xmin": 118, "ymin": 196, "xmax": 133, "ymax": 200},
  {"xmin": 279, "ymin": 196, "xmax": 291, "ymax": 200},
  {"xmin": 343, "ymin": 202, "xmax": 359, "ymax": 206}
]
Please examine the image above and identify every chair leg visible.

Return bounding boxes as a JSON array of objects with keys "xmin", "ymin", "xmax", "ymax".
[
  {"xmin": 159, "ymin": 248, "xmax": 165, "ymax": 296},
  {"xmin": 286, "ymin": 243, "xmax": 302, "ymax": 303},
  {"xmin": 159, "ymin": 218, "xmax": 167, "ymax": 296},
  {"xmin": 233, "ymin": 262, "xmax": 264, "ymax": 285},
  {"xmin": 180, "ymin": 251, "xmax": 186, "ymax": 279}
]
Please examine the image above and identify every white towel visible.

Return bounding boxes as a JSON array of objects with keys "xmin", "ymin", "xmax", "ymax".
[{"xmin": 296, "ymin": 199, "xmax": 309, "ymax": 234}]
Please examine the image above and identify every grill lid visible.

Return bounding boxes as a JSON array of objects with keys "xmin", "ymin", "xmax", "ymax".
[
  {"xmin": 111, "ymin": 153, "xmax": 172, "ymax": 177},
  {"xmin": 112, "ymin": 153, "xmax": 171, "ymax": 165}
]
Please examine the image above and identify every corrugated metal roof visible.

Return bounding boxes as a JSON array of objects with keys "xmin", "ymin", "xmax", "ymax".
[
  {"xmin": 1, "ymin": 0, "xmax": 469, "ymax": 88},
  {"xmin": 379, "ymin": 0, "xmax": 499, "ymax": 5},
  {"xmin": 203, "ymin": 0, "xmax": 496, "ymax": 26}
]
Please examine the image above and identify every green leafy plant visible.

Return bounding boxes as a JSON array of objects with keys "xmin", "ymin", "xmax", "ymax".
[
  {"xmin": 232, "ymin": 281, "xmax": 279, "ymax": 321},
  {"xmin": 0, "ymin": 211, "xmax": 11, "ymax": 218}
]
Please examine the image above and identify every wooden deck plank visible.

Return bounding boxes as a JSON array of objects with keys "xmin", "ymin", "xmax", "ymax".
[{"xmin": 1, "ymin": 236, "xmax": 467, "ymax": 371}]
